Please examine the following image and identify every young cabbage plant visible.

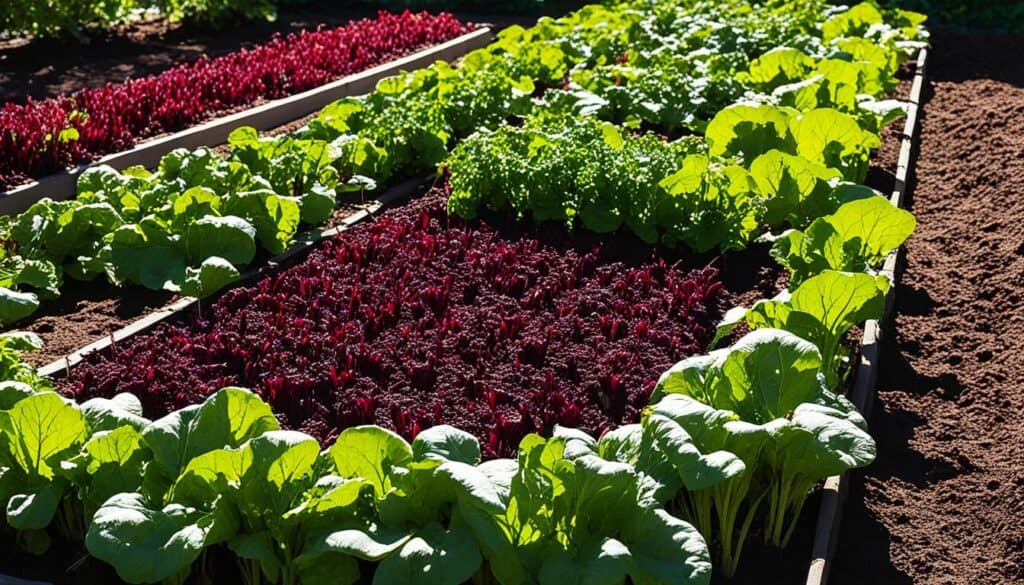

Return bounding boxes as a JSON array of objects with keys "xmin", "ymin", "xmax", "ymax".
[
  {"xmin": 766, "ymin": 194, "xmax": 916, "ymax": 287},
  {"xmin": 86, "ymin": 387, "xmax": 279, "ymax": 584},
  {"xmin": 712, "ymin": 270, "xmax": 890, "ymax": 388},
  {"xmin": 0, "ymin": 391, "xmax": 88, "ymax": 554},
  {"xmin": 641, "ymin": 394, "xmax": 772, "ymax": 578},
  {"xmin": 295, "ymin": 425, "xmax": 509, "ymax": 585},
  {"xmin": 650, "ymin": 328, "xmax": 875, "ymax": 549},
  {"xmin": 457, "ymin": 429, "xmax": 713, "ymax": 585}
]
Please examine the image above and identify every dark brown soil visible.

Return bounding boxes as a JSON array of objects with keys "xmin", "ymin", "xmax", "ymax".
[
  {"xmin": 19, "ymin": 281, "xmax": 175, "ymax": 368},
  {"xmin": 832, "ymin": 28, "xmax": 1024, "ymax": 585}
]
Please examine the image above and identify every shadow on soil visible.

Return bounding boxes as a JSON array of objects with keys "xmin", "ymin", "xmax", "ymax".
[{"xmin": 928, "ymin": 27, "xmax": 1024, "ymax": 87}]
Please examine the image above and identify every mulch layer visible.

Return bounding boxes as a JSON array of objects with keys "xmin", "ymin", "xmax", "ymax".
[{"xmin": 831, "ymin": 28, "xmax": 1024, "ymax": 585}]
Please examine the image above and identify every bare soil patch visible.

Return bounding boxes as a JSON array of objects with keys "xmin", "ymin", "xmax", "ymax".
[{"xmin": 832, "ymin": 28, "xmax": 1024, "ymax": 585}]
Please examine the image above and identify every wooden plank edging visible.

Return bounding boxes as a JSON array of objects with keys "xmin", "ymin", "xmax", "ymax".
[
  {"xmin": 36, "ymin": 174, "xmax": 432, "ymax": 379},
  {"xmin": 805, "ymin": 47, "xmax": 929, "ymax": 585},
  {"xmin": 0, "ymin": 28, "xmax": 492, "ymax": 216}
]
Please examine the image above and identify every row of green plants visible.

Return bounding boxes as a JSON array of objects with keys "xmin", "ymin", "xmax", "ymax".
[
  {"xmin": 434, "ymin": 2, "xmax": 923, "ymax": 572},
  {"xmin": 442, "ymin": 5, "xmax": 921, "ymax": 250},
  {"xmin": 0, "ymin": 1, "xmax": 923, "ymax": 581},
  {"xmin": 0, "ymin": 0, "xmax": 926, "ymax": 327}
]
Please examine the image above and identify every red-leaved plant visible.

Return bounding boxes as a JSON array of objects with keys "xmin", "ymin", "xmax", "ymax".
[
  {"xmin": 63, "ymin": 186, "xmax": 726, "ymax": 458},
  {"xmin": 0, "ymin": 11, "xmax": 470, "ymax": 189}
]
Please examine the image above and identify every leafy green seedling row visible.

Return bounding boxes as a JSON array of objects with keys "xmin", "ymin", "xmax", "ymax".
[{"xmin": 444, "ymin": 1, "xmax": 923, "ymax": 252}]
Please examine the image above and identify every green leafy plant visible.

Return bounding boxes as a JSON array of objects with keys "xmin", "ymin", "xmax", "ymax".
[
  {"xmin": 713, "ymin": 270, "xmax": 891, "ymax": 388},
  {"xmin": 649, "ymin": 329, "xmax": 875, "ymax": 555},
  {"xmin": 767, "ymin": 195, "xmax": 916, "ymax": 286},
  {"xmin": 458, "ymin": 429, "xmax": 714, "ymax": 585}
]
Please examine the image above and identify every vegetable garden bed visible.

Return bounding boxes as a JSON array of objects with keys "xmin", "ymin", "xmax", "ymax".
[
  {"xmin": 0, "ymin": 1, "xmax": 933, "ymax": 584},
  {"xmin": 0, "ymin": 22, "xmax": 489, "ymax": 213}
]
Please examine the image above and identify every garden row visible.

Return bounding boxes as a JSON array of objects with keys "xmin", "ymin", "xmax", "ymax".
[
  {"xmin": 0, "ymin": 10, "xmax": 471, "ymax": 190},
  {"xmin": 0, "ymin": 0, "xmax": 925, "ymax": 583}
]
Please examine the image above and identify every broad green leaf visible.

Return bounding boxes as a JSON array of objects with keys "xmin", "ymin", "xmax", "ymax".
[
  {"xmin": 72, "ymin": 426, "xmax": 151, "ymax": 520},
  {"xmin": 539, "ymin": 538, "xmax": 630, "ymax": 585},
  {"xmin": 434, "ymin": 461, "xmax": 506, "ymax": 513},
  {"xmin": 643, "ymin": 413, "xmax": 746, "ymax": 492},
  {"xmin": 790, "ymin": 109, "xmax": 880, "ymax": 182},
  {"xmin": 80, "ymin": 393, "xmax": 150, "ymax": 432},
  {"xmin": 103, "ymin": 222, "xmax": 186, "ymax": 291},
  {"xmin": 328, "ymin": 426, "xmax": 412, "ymax": 498},
  {"xmin": 373, "ymin": 522, "xmax": 482, "ymax": 585},
  {"xmin": 0, "ymin": 331, "xmax": 43, "ymax": 351},
  {"xmin": 721, "ymin": 329, "xmax": 823, "ymax": 422},
  {"xmin": 716, "ymin": 270, "xmax": 888, "ymax": 388},
  {"xmin": 178, "ymin": 256, "xmax": 241, "ymax": 299},
  {"xmin": 625, "ymin": 508, "xmax": 712, "ymax": 585},
  {"xmin": 86, "ymin": 493, "xmax": 238, "ymax": 584},
  {"xmin": 0, "ymin": 381, "xmax": 36, "ymax": 410},
  {"xmin": 0, "ymin": 286, "xmax": 39, "ymax": 325},
  {"xmin": 7, "ymin": 480, "xmax": 63, "ymax": 530},
  {"xmin": 242, "ymin": 430, "xmax": 320, "ymax": 513},
  {"xmin": 0, "ymin": 392, "xmax": 87, "ymax": 479},
  {"xmin": 706, "ymin": 104, "xmax": 793, "ymax": 166},
  {"xmin": 822, "ymin": 2, "xmax": 885, "ymax": 42},
  {"xmin": 142, "ymin": 387, "xmax": 277, "ymax": 500},
  {"xmin": 775, "ymin": 403, "xmax": 876, "ymax": 479},
  {"xmin": 646, "ymin": 395, "xmax": 769, "ymax": 473},
  {"xmin": 172, "ymin": 187, "xmax": 221, "ymax": 224},
  {"xmin": 743, "ymin": 47, "xmax": 815, "ymax": 90},
  {"xmin": 303, "ymin": 525, "xmax": 412, "ymax": 561},
  {"xmin": 183, "ymin": 215, "xmax": 256, "ymax": 266},
  {"xmin": 412, "ymin": 425, "xmax": 481, "ymax": 465},
  {"xmin": 771, "ymin": 195, "xmax": 916, "ymax": 285},
  {"xmin": 749, "ymin": 150, "xmax": 840, "ymax": 228},
  {"xmin": 300, "ymin": 183, "xmax": 337, "ymax": 225},
  {"xmin": 222, "ymin": 191, "xmax": 301, "ymax": 255}
]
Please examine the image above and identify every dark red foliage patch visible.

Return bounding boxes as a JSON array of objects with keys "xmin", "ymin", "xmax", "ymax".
[
  {"xmin": 62, "ymin": 187, "xmax": 726, "ymax": 457},
  {"xmin": 0, "ymin": 11, "xmax": 470, "ymax": 189}
]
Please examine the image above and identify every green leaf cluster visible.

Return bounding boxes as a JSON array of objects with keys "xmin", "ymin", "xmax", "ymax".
[
  {"xmin": 642, "ymin": 329, "xmax": 875, "ymax": 574},
  {"xmin": 768, "ymin": 194, "xmax": 916, "ymax": 286},
  {"xmin": 0, "ymin": 379, "xmax": 713, "ymax": 585},
  {"xmin": 0, "ymin": 143, "xmax": 346, "ymax": 325}
]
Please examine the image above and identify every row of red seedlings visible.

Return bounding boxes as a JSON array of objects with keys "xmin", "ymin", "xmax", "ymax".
[
  {"xmin": 0, "ymin": 10, "xmax": 471, "ymax": 189},
  {"xmin": 62, "ymin": 185, "xmax": 727, "ymax": 458}
]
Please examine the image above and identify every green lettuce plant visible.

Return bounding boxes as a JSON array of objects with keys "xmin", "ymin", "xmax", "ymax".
[
  {"xmin": 713, "ymin": 270, "xmax": 890, "ymax": 388},
  {"xmin": 767, "ymin": 194, "xmax": 916, "ymax": 287},
  {"xmin": 650, "ymin": 329, "xmax": 875, "ymax": 551}
]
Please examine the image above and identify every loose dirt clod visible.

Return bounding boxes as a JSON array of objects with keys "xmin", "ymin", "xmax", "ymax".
[{"xmin": 833, "ymin": 28, "xmax": 1024, "ymax": 585}]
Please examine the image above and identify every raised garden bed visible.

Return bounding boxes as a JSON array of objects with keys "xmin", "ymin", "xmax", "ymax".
[
  {"xmin": 0, "ymin": 1, "xmax": 934, "ymax": 584},
  {"xmin": 57, "ymin": 183, "xmax": 754, "ymax": 455},
  {"xmin": 0, "ymin": 24, "xmax": 491, "ymax": 213}
]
